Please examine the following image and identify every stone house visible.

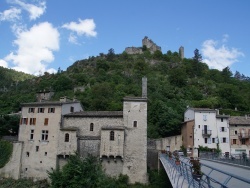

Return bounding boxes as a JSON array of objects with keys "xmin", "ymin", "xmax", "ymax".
[
  {"xmin": 1, "ymin": 78, "xmax": 148, "ymax": 184},
  {"xmin": 184, "ymin": 108, "xmax": 230, "ymax": 157},
  {"xmin": 229, "ymin": 116, "xmax": 250, "ymax": 156}
]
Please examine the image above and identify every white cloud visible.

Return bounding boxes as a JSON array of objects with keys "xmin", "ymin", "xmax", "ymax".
[
  {"xmin": 62, "ymin": 18, "xmax": 97, "ymax": 37},
  {"xmin": 68, "ymin": 33, "xmax": 80, "ymax": 45},
  {"xmin": 13, "ymin": 0, "xmax": 46, "ymax": 20},
  {"xmin": 4, "ymin": 22, "xmax": 60, "ymax": 75},
  {"xmin": 201, "ymin": 37, "xmax": 244, "ymax": 70},
  {"xmin": 0, "ymin": 7, "xmax": 21, "ymax": 22},
  {"xmin": 0, "ymin": 59, "xmax": 8, "ymax": 68}
]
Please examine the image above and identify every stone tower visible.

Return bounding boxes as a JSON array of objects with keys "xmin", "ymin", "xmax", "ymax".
[
  {"xmin": 179, "ymin": 46, "xmax": 184, "ymax": 60},
  {"xmin": 122, "ymin": 78, "xmax": 148, "ymax": 183}
]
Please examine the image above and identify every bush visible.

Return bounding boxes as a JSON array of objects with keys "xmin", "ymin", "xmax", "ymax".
[{"xmin": 0, "ymin": 140, "xmax": 13, "ymax": 168}]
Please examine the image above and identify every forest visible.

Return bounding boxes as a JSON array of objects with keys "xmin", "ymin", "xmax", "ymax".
[{"xmin": 1, "ymin": 47, "xmax": 250, "ymax": 138}]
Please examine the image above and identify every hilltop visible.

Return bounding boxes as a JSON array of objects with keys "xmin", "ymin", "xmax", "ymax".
[{"xmin": 1, "ymin": 40, "xmax": 250, "ymax": 138}]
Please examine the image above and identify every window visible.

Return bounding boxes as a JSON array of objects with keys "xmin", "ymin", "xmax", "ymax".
[
  {"xmin": 44, "ymin": 118, "xmax": 49, "ymax": 125},
  {"xmin": 30, "ymin": 118, "xmax": 36, "ymax": 125},
  {"xmin": 133, "ymin": 121, "xmax": 137, "ymax": 127},
  {"xmin": 38, "ymin": 108, "xmax": 45, "ymax": 113},
  {"xmin": 241, "ymin": 139, "xmax": 246, "ymax": 145},
  {"xmin": 36, "ymin": 146, "xmax": 39, "ymax": 152},
  {"xmin": 65, "ymin": 133, "xmax": 69, "ymax": 142},
  {"xmin": 70, "ymin": 106, "xmax": 74, "ymax": 112},
  {"xmin": 41, "ymin": 130, "xmax": 49, "ymax": 141},
  {"xmin": 222, "ymin": 137, "xmax": 227, "ymax": 143},
  {"xmin": 212, "ymin": 138, "xmax": 215, "ymax": 143},
  {"xmin": 235, "ymin": 130, "xmax": 238, "ymax": 135},
  {"xmin": 204, "ymin": 138, "xmax": 207, "ymax": 143},
  {"xmin": 28, "ymin": 108, "xmax": 35, "ymax": 113},
  {"xmin": 110, "ymin": 131, "xmax": 114, "ymax": 141},
  {"xmin": 20, "ymin": 118, "xmax": 28, "ymax": 125},
  {"xmin": 90, "ymin": 123, "xmax": 94, "ymax": 131},
  {"xmin": 198, "ymin": 125, "xmax": 200, "ymax": 128},
  {"xmin": 221, "ymin": 118, "xmax": 223, "ymax": 122},
  {"xmin": 30, "ymin": 130, "xmax": 34, "ymax": 140},
  {"xmin": 26, "ymin": 152, "xmax": 29, "ymax": 157},
  {"xmin": 48, "ymin": 108, "xmax": 55, "ymax": 113},
  {"xmin": 203, "ymin": 115, "xmax": 207, "ymax": 121},
  {"xmin": 221, "ymin": 127, "xmax": 226, "ymax": 132},
  {"xmin": 235, "ymin": 125, "xmax": 238, "ymax": 127},
  {"xmin": 233, "ymin": 139, "xmax": 237, "ymax": 144},
  {"xmin": 45, "ymin": 152, "xmax": 47, "ymax": 156}
]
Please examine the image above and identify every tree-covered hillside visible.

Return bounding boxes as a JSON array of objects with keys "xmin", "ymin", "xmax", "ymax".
[{"xmin": 1, "ymin": 48, "xmax": 250, "ymax": 138}]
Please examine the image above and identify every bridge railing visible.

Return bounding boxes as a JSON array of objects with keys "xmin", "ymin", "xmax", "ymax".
[
  {"xmin": 160, "ymin": 153, "xmax": 250, "ymax": 188},
  {"xmin": 200, "ymin": 152, "xmax": 250, "ymax": 167}
]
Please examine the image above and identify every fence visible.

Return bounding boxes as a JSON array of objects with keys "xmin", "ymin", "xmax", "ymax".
[
  {"xmin": 159, "ymin": 153, "xmax": 250, "ymax": 188},
  {"xmin": 200, "ymin": 152, "xmax": 250, "ymax": 167}
]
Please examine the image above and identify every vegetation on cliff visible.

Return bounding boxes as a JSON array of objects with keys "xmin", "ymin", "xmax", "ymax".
[{"xmin": 1, "ymin": 47, "xmax": 250, "ymax": 138}]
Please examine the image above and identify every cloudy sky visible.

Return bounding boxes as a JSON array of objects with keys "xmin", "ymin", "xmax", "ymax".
[{"xmin": 0, "ymin": 0, "xmax": 249, "ymax": 76}]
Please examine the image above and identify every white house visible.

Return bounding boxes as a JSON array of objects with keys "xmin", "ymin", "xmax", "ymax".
[{"xmin": 184, "ymin": 108, "xmax": 230, "ymax": 157}]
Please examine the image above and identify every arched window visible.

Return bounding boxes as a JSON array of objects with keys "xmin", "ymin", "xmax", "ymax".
[
  {"xmin": 110, "ymin": 131, "xmax": 114, "ymax": 141},
  {"xmin": 65, "ymin": 133, "xmax": 69, "ymax": 142},
  {"xmin": 90, "ymin": 123, "xmax": 94, "ymax": 131}
]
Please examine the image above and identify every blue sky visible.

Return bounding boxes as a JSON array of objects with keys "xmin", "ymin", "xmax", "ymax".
[{"xmin": 0, "ymin": 0, "xmax": 249, "ymax": 76}]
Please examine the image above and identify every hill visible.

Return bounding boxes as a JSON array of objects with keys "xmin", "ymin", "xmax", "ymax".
[{"xmin": 1, "ymin": 48, "xmax": 250, "ymax": 138}]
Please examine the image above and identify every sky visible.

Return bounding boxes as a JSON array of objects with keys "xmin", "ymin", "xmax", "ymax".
[{"xmin": 0, "ymin": 0, "xmax": 249, "ymax": 76}]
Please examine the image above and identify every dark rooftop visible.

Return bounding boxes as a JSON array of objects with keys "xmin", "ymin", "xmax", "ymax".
[
  {"xmin": 64, "ymin": 111, "xmax": 123, "ymax": 117},
  {"xmin": 229, "ymin": 116, "xmax": 250, "ymax": 125}
]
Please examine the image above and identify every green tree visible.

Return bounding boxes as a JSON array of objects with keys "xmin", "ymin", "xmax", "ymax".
[{"xmin": 107, "ymin": 48, "xmax": 115, "ymax": 61}]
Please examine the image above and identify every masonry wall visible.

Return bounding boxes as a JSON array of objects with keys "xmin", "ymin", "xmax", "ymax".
[{"xmin": 0, "ymin": 142, "xmax": 22, "ymax": 179}]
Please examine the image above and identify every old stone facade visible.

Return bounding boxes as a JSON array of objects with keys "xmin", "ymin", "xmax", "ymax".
[
  {"xmin": 125, "ymin": 36, "xmax": 161, "ymax": 55},
  {"xmin": 1, "ymin": 80, "xmax": 148, "ymax": 184}
]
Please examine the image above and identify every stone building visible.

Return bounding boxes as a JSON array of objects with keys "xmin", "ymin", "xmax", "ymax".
[
  {"xmin": 1, "ymin": 78, "xmax": 148, "ymax": 184},
  {"xmin": 179, "ymin": 46, "xmax": 184, "ymax": 59},
  {"xmin": 229, "ymin": 116, "xmax": 250, "ymax": 156},
  {"xmin": 125, "ymin": 36, "xmax": 161, "ymax": 55}
]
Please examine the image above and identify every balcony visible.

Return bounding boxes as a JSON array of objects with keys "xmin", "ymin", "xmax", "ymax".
[
  {"xmin": 238, "ymin": 133, "xmax": 250, "ymax": 139},
  {"xmin": 202, "ymin": 130, "xmax": 212, "ymax": 136}
]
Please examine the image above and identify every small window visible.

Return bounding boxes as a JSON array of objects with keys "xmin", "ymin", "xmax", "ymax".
[
  {"xmin": 45, "ymin": 152, "xmax": 47, "ymax": 156},
  {"xmin": 203, "ymin": 115, "xmax": 207, "ymax": 121},
  {"xmin": 38, "ymin": 108, "xmax": 45, "ymax": 113},
  {"xmin": 30, "ymin": 130, "xmax": 34, "ymax": 140},
  {"xmin": 212, "ymin": 138, "xmax": 215, "ymax": 143},
  {"xmin": 25, "ymin": 168, "xmax": 28, "ymax": 171},
  {"xmin": 40, "ymin": 161, "xmax": 42, "ymax": 163},
  {"xmin": 233, "ymin": 139, "xmax": 237, "ymax": 144},
  {"xmin": 133, "ymin": 121, "xmax": 137, "ymax": 127},
  {"xmin": 190, "ymin": 136, "xmax": 192, "ymax": 138},
  {"xmin": 65, "ymin": 133, "xmax": 69, "ymax": 142},
  {"xmin": 70, "ymin": 106, "xmax": 74, "ymax": 112},
  {"xmin": 221, "ymin": 118, "xmax": 223, "ymax": 122},
  {"xmin": 30, "ymin": 118, "xmax": 36, "ymax": 125},
  {"xmin": 28, "ymin": 108, "xmax": 35, "ymax": 113},
  {"xmin": 110, "ymin": 131, "xmax": 114, "ymax": 141},
  {"xmin": 48, "ymin": 108, "xmax": 55, "ymax": 113},
  {"xmin": 221, "ymin": 127, "xmax": 225, "ymax": 132},
  {"xmin": 21, "ymin": 118, "xmax": 28, "ymax": 125},
  {"xmin": 235, "ymin": 125, "xmax": 238, "ymax": 127},
  {"xmin": 204, "ymin": 138, "xmax": 207, "ymax": 143},
  {"xmin": 44, "ymin": 118, "xmax": 49, "ymax": 125},
  {"xmin": 198, "ymin": 125, "xmax": 200, "ymax": 128},
  {"xmin": 41, "ymin": 130, "xmax": 49, "ymax": 141},
  {"xmin": 235, "ymin": 130, "xmax": 238, "ymax": 135},
  {"xmin": 242, "ymin": 139, "xmax": 246, "ymax": 145},
  {"xmin": 90, "ymin": 123, "xmax": 94, "ymax": 131},
  {"xmin": 36, "ymin": 146, "xmax": 39, "ymax": 152},
  {"xmin": 223, "ymin": 137, "xmax": 226, "ymax": 143},
  {"xmin": 26, "ymin": 152, "xmax": 29, "ymax": 157}
]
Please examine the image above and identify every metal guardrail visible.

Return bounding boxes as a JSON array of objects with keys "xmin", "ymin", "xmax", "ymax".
[
  {"xmin": 159, "ymin": 153, "xmax": 250, "ymax": 188},
  {"xmin": 200, "ymin": 152, "xmax": 250, "ymax": 167}
]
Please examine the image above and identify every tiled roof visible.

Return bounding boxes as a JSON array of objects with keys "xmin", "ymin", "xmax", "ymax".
[
  {"xmin": 229, "ymin": 116, "xmax": 250, "ymax": 125},
  {"xmin": 21, "ymin": 101, "xmax": 79, "ymax": 106},
  {"xmin": 189, "ymin": 108, "xmax": 216, "ymax": 112},
  {"xmin": 64, "ymin": 111, "xmax": 123, "ymax": 117},
  {"xmin": 102, "ymin": 126, "xmax": 125, "ymax": 130}
]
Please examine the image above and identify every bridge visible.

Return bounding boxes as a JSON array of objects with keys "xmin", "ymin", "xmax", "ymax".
[{"xmin": 159, "ymin": 153, "xmax": 250, "ymax": 188}]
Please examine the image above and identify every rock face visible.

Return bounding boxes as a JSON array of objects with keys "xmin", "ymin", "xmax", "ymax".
[{"xmin": 125, "ymin": 36, "xmax": 161, "ymax": 55}]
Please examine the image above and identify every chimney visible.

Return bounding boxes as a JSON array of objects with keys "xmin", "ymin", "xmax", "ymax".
[{"xmin": 142, "ymin": 77, "xmax": 147, "ymax": 98}]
